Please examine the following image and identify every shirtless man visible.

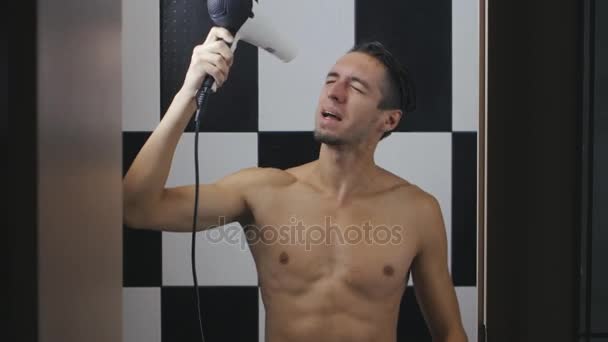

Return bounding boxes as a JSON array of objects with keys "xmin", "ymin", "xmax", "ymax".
[{"xmin": 123, "ymin": 27, "xmax": 468, "ymax": 342}]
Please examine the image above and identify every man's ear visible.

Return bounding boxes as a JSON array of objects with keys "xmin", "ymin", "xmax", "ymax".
[{"xmin": 383, "ymin": 109, "xmax": 402, "ymax": 132}]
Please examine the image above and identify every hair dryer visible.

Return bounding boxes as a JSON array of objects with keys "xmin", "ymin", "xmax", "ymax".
[{"xmin": 199, "ymin": 0, "xmax": 297, "ymax": 95}]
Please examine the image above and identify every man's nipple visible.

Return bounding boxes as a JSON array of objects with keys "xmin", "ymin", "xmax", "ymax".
[
  {"xmin": 383, "ymin": 265, "xmax": 395, "ymax": 276},
  {"xmin": 279, "ymin": 252, "xmax": 289, "ymax": 265}
]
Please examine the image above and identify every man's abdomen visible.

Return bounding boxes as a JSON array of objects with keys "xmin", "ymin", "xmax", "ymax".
[{"xmin": 260, "ymin": 277, "xmax": 404, "ymax": 342}]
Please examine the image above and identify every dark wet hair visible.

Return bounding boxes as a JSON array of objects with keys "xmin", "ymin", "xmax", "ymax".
[{"xmin": 348, "ymin": 41, "xmax": 416, "ymax": 139}]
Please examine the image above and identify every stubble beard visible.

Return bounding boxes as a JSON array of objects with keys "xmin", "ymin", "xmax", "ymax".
[{"xmin": 313, "ymin": 129, "xmax": 346, "ymax": 146}]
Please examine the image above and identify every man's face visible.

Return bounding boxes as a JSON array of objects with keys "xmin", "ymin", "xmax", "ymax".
[{"xmin": 314, "ymin": 52, "xmax": 388, "ymax": 146}]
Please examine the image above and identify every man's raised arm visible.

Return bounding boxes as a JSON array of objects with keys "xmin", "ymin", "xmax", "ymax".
[{"xmin": 123, "ymin": 27, "xmax": 239, "ymax": 231}]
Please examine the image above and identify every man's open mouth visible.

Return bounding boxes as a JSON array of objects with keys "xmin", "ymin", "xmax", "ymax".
[{"xmin": 322, "ymin": 111, "xmax": 342, "ymax": 121}]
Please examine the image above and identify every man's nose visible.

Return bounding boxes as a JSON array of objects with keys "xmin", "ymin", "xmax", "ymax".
[{"xmin": 327, "ymin": 81, "xmax": 347, "ymax": 103}]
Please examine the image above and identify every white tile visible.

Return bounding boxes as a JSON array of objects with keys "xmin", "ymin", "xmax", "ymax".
[
  {"xmin": 122, "ymin": 0, "xmax": 160, "ymax": 131},
  {"xmin": 165, "ymin": 132, "xmax": 258, "ymax": 187},
  {"xmin": 257, "ymin": 0, "xmax": 355, "ymax": 131},
  {"xmin": 455, "ymin": 286, "xmax": 478, "ymax": 342},
  {"xmin": 452, "ymin": 0, "xmax": 480, "ymax": 132},
  {"xmin": 162, "ymin": 132, "xmax": 259, "ymax": 286},
  {"xmin": 375, "ymin": 132, "xmax": 452, "ymax": 284},
  {"xmin": 123, "ymin": 288, "xmax": 161, "ymax": 342},
  {"xmin": 163, "ymin": 224, "xmax": 258, "ymax": 286}
]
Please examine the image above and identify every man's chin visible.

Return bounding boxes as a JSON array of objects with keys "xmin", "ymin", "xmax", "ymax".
[{"xmin": 313, "ymin": 130, "xmax": 345, "ymax": 146}]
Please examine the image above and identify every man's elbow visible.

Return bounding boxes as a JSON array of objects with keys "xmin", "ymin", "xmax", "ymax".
[
  {"xmin": 123, "ymin": 192, "xmax": 157, "ymax": 230},
  {"xmin": 122, "ymin": 182, "xmax": 162, "ymax": 229},
  {"xmin": 123, "ymin": 200, "xmax": 146, "ymax": 229}
]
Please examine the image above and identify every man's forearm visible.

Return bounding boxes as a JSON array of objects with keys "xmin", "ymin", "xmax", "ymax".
[{"xmin": 123, "ymin": 89, "xmax": 196, "ymax": 214}]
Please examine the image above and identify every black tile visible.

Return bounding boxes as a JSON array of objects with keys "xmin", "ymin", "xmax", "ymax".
[
  {"xmin": 123, "ymin": 132, "xmax": 162, "ymax": 287},
  {"xmin": 161, "ymin": 0, "xmax": 258, "ymax": 132},
  {"xmin": 397, "ymin": 286, "xmax": 432, "ymax": 341},
  {"xmin": 123, "ymin": 131, "xmax": 152, "ymax": 176},
  {"xmin": 452, "ymin": 132, "xmax": 477, "ymax": 286},
  {"xmin": 162, "ymin": 286, "xmax": 259, "ymax": 342},
  {"xmin": 123, "ymin": 228, "xmax": 162, "ymax": 287},
  {"xmin": 355, "ymin": 0, "xmax": 452, "ymax": 132},
  {"xmin": 258, "ymin": 132, "xmax": 320, "ymax": 169}
]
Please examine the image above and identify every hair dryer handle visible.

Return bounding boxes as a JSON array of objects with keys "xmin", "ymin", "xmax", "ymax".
[
  {"xmin": 196, "ymin": 38, "xmax": 234, "ymax": 108},
  {"xmin": 201, "ymin": 75, "xmax": 215, "ymax": 90}
]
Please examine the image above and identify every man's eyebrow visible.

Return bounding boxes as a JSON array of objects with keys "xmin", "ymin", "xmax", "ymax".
[
  {"xmin": 326, "ymin": 71, "xmax": 371, "ymax": 90},
  {"xmin": 326, "ymin": 71, "xmax": 339, "ymax": 78}
]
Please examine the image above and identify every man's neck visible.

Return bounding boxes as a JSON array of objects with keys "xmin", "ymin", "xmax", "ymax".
[{"xmin": 315, "ymin": 141, "xmax": 379, "ymax": 204}]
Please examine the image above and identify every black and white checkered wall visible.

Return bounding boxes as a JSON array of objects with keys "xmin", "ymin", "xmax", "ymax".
[{"xmin": 122, "ymin": 0, "xmax": 480, "ymax": 341}]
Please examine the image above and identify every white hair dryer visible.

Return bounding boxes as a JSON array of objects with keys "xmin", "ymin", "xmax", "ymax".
[
  {"xmin": 199, "ymin": 0, "xmax": 296, "ymax": 93},
  {"xmin": 231, "ymin": 4, "xmax": 297, "ymax": 62}
]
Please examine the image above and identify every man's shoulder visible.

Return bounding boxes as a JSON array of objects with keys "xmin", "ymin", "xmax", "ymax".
[
  {"xmin": 379, "ymin": 172, "xmax": 442, "ymax": 223},
  {"xmin": 232, "ymin": 166, "xmax": 297, "ymax": 188},
  {"xmin": 397, "ymin": 185, "xmax": 445, "ymax": 251},
  {"xmin": 376, "ymin": 168, "xmax": 426, "ymax": 200},
  {"xmin": 393, "ymin": 184, "xmax": 441, "ymax": 218}
]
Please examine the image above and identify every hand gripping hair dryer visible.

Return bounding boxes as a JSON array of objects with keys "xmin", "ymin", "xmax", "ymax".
[{"xmin": 199, "ymin": 0, "xmax": 297, "ymax": 94}]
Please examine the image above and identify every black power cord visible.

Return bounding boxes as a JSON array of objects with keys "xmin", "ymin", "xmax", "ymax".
[{"xmin": 191, "ymin": 75, "xmax": 214, "ymax": 342}]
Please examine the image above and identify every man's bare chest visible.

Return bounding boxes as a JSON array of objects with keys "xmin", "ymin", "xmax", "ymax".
[{"xmin": 244, "ymin": 185, "xmax": 420, "ymax": 299}]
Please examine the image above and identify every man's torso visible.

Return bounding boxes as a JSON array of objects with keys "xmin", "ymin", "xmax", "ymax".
[{"xmin": 240, "ymin": 163, "xmax": 428, "ymax": 342}]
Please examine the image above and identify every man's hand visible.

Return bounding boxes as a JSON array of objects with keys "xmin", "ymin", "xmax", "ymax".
[{"xmin": 182, "ymin": 27, "xmax": 235, "ymax": 96}]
